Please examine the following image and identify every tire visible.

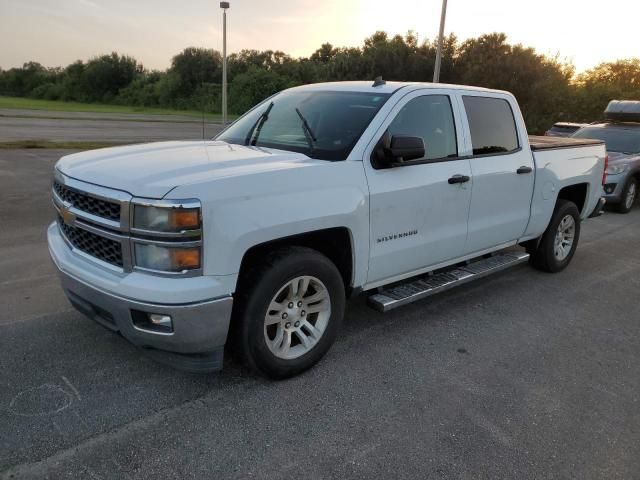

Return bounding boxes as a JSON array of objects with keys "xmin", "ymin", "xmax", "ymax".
[
  {"xmin": 231, "ymin": 246, "xmax": 345, "ymax": 379},
  {"xmin": 614, "ymin": 177, "xmax": 638, "ymax": 214},
  {"xmin": 528, "ymin": 199, "xmax": 581, "ymax": 273}
]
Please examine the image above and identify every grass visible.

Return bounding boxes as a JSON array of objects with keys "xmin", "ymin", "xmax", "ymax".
[
  {"xmin": 0, "ymin": 140, "xmax": 127, "ymax": 150},
  {"xmin": 0, "ymin": 96, "xmax": 229, "ymax": 121}
]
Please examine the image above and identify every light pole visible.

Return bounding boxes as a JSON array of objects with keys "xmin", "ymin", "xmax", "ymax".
[
  {"xmin": 433, "ymin": 0, "xmax": 448, "ymax": 83},
  {"xmin": 220, "ymin": 1, "xmax": 229, "ymax": 125}
]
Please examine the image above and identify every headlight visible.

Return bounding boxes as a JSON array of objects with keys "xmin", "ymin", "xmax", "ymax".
[
  {"xmin": 131, "ymin": 199, "xmax": 202, "ymax": 274},
  {"xmin": 134, "ymin": 243, "xmax": 201, "ymax": 272},
  {"xmin": 605, "ymin": 163, "xmax": 629, "ymax": 175},
  {"xmin": 133, "ymin": 202, "xmax": 200, "ymax": 233}
]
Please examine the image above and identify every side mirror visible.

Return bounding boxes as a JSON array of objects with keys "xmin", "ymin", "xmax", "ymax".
[
  {"xmin": 371, "ymin": 132, "xmax": 426, "ymax": 169},
  {"xmin": 388, "ymin": 135, "xmax": 425, "ymax": 162}
]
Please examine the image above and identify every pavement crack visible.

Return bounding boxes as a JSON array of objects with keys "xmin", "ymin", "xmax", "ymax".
[{"xmin": 0, "ymin": 377, "xmax": 250, "ymax": 478}]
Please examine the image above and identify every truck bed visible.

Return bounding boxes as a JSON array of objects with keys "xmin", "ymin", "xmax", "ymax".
[
  {"xmin": 525, "ymin": 136, "xmax": 606, "ymax": 235},
  {"xmin": 529, "ymin": 135, "xmax": 604, "ymax": 151}
]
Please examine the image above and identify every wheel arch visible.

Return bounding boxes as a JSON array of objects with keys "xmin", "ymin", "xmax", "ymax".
[
  {"xmin": 521, "ymin": 185, "xmax": 587, "ymax": 252},
  {"xmin": 557, "ymin": 183, "xmax": 588, "ymax": 215},
  {"xmin": 237, "ymin": 227, "xmax": 356, "ymax": 295}
]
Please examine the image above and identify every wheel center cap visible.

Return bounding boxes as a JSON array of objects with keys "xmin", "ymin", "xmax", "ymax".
[{"xmin": 285, "ymin": 306, "xmax": 300, "ymax": 322}]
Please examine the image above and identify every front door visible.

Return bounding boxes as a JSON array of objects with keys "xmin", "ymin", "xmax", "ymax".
[{"xmin": 363, "ymin": 91, "xmax": 473, "ymax": 286}]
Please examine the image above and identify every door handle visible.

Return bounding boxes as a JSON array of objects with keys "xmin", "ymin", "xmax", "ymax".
[
  {"xmin": 517, "ymin": 166, "xmax": 533, "ymax": 174},
  {"xmin": 448, "ymin": 174, "xmax": 470, "ymax": 184}
]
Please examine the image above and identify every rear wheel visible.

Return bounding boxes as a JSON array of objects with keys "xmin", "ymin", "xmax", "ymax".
[
  {"xmin": 614, "ymin": 177, "xmax": 638, "ymax": 214},
  {"xmin": 232, "ymin": 247, "xmax": 345, "ymax": 379},
  {"xmin": 528, "ymin": 199, "xmax": 581, "ymax": 273}
]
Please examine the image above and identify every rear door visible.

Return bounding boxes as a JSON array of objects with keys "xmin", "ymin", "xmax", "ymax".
[
  {"xmin": 363, "ymin": 89, "xmax": 473, "ymax": 285},
  {"xmin": 458, "ymin": 94, "xmax": 535, "ymax": 253}
]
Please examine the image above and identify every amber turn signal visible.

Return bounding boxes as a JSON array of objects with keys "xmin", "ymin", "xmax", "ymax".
[
  {"xmin": 170, "ymin": 248, "xmax": 201, "ymax": 270},
  {"xmin": 168, "ymin": 209, "xmax": 200, "ymax": 230}
]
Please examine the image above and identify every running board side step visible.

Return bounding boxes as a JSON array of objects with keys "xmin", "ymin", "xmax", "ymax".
[{"xmin": 367, "ymin": 252, "xmax": 530, "ymax": 313}]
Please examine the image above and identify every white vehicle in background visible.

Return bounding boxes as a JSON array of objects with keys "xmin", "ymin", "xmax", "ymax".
[
  {"xmin": 48, "ymin": 80, "xmax": 606, "ymax": 379},
  {"xmin": 572, "ymin": 100, "xmax": 640, "ymax": 213},
  {"xmin": 544, "ymin": 122, "xmax": 586, "ymax": 137}
]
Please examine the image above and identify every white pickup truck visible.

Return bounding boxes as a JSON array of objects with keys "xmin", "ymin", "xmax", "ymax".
[{"xmin": 48, "ymin": 81, "xmax": 606, "ymax": 378}]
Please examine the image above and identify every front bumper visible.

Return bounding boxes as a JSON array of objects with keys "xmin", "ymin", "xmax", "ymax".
[
  {"xmin": 48, "ymin": 222, "xmax": 234, "ymax": 372},
  {"xmin": 603, "ymin": 171, "xmax": 629, "ymax": 203}
]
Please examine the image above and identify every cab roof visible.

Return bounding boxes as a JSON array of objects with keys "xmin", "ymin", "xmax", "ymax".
[{"xmin": 287, "ymin": 80, "xmax": 510, "ymax": 96}]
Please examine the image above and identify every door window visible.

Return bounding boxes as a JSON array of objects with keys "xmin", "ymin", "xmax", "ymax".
[
  {"xmin": 462, "ymin": 96, "xmax": 519, "ymax": 155},
  {"xmin": 387, "ymin": 95, "xmax": 458, "ymax": 161}
]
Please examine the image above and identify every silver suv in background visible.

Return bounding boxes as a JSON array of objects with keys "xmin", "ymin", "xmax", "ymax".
[{"xmin": 572, "ymin": 100, "xmax": 640, "ymax": 213}]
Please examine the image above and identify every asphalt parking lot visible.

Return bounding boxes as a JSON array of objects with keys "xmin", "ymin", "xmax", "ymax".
[{"xmin": 1, "ymin": 148, "xmax": 639, "ymax": 479}]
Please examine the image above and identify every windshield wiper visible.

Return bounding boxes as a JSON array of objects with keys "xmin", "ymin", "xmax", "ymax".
[
  {"xmin": 244, "ymin": 102, "xmax": 274, "ymax": 146},
  {"xmin": 295, "ymin": 107, "xmax": 317, "ymax": 154}
]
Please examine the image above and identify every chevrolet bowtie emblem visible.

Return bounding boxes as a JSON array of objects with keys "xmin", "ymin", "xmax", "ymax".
[{"xmin": 60, "ymin": 204, "xmax": 76, "ymax": 226}]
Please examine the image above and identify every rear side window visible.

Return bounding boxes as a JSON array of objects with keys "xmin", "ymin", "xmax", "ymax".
[
  {"xmin": 462, "ymin": 96, "xmax": 519, "ymax": 155},
  {"xmin": 387, "ymin": 95, "xmax": 458, "ymax": 160}
]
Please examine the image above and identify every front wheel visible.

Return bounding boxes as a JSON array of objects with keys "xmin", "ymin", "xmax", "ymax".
[
  {"xmin": 232, "ymin": 247, "xmax": 345, "ymax": 379},
  {"xmin": 528, "ymin": 199, "xmax": 581, "ymax": 273},
  {"xmin": 614, "ymin": 177, "xmax": 638, "ymax": 214}
]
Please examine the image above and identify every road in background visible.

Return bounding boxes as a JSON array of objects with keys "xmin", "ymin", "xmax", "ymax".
[
  {"xmin": 0, "ymin": 108, "xmax": 217, "ymax": 123},
  {"xmin": 1, "ymin": 149, "xmax": 639, "ymax": 479},
  {"xmin": 0, "ymin": 110, "xmax": 225, "ymax": 143}
]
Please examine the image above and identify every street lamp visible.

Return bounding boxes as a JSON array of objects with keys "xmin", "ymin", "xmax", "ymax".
[
  {"xmin": 433, "ymin": 0, "xmax": 448, "ymax": 83},
  {"xmin": 220, "ymin": 1, "xmax": 229, "ymax": 125}
]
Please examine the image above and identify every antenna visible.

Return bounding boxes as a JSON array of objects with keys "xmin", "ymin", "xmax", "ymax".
[{"xmin": 372, "ymin": 76, "xmax": 386, "ymax": 87}]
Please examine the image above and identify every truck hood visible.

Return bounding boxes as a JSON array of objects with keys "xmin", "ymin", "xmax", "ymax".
[{"xmin": 56, "ymin": 141, "xmax": 320, "ymax": 198}]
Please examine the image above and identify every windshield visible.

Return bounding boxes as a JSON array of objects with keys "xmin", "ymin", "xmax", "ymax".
[
  {"xmin": 216, "ymin": 90, "xmax": 391, "ymax": 161},
  {"xmin": 572, "ymin": 126, "xmax": 640, "ymax": 154}
]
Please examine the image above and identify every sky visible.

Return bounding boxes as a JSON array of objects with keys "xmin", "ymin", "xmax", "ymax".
[{"xmin": 1, "ymin": 0, "xmax": 638, "ymax": 73}]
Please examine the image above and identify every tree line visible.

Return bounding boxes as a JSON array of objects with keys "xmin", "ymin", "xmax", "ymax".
[{"xmin": 1, "ymin": 31, "xmax": 639, "ymax": 133}]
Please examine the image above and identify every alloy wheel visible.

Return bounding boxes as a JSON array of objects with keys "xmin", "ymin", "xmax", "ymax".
[
  {"xmin": 625, "ymin": 181, "xmax": 637, "ymax": 210},
  {"xmin": 263, "ymin": 275, "xmax": 331, "ymax": 360},
  {"xmin": 554, "ymin": 214, "xmax": 575, "ymax": 261}
]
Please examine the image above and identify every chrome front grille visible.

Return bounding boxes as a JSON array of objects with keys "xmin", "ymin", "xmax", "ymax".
[
  {"xmin": 58, "ymin": 215, "xmax": 123, "ymax": 267},
  {"xmin": 52, "ymin": 171, "xmax": 202, "ymax": 277},
  {"xmin": 53, "ymin": 171, "xmax": 132, "ymax": 272},
  {"xmin": 53, "ymin": 180, "xmax": 121, "ymax": 222}
]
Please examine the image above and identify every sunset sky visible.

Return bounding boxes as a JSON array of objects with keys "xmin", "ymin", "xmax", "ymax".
[{"xmin": 1, "ymin": 0, "xmax": 638, "ymax": 73}]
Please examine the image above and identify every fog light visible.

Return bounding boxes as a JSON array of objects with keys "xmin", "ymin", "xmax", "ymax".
[
  {"xmin": 149, "ymin": 313, "xmax": 172, "ymax": 328},
  {"xmin": 131, "ymin": 310, "xmax": 173, "ymax": 334}
]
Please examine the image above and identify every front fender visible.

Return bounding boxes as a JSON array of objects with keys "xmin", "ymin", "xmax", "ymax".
[{"xmin": 168, "ymin": 161, "xmax": 370, "ymax": 288}]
